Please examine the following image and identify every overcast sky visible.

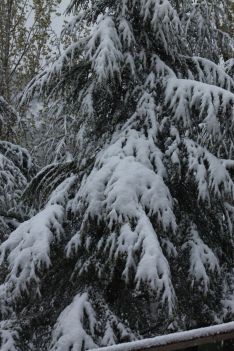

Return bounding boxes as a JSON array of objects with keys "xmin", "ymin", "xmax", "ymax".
[
  {"xmin": 26, "ymin": 0, "xmax": 71, "ymax": 37},
  {"xmin": 51, "ymin": 0, "xmax": 71, "ymax": 36}
]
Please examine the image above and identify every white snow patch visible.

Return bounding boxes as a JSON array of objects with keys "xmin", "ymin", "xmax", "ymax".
[
  {"xmin": 50, "ymin": 293, "xmax": 97, "ymax": 351},
  {"xmin": 0, "ymin": 204, "xmax": 64, "ymax": 298}
]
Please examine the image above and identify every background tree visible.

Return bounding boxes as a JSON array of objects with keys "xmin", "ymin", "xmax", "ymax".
[
  {"xmin": 219, "ymin": 0, "xmax": 234, "ymax": 60},
  {"xmin": 0, "ymin": 0, "xmax": 61, "ymax": 103}
]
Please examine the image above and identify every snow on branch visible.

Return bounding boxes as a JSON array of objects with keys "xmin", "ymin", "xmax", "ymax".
[
  {"xmin": 224, "ymin": 59, "xmax": 234, "ymax": 76},
  {"xmin": 0, "ymin": 153, "xmax": 27, "ymax": 211},
  {"xmin": 182, "ymin": 224, "xmax": 220, "ymax": 294},
  {"xmin": 118, "ymin": 18, "xmax": 136, "ymax": 77},
  {"xmin": 101, "ymin": 310, "xmax": 136, "ymax": 347},
  {"xmin": 222, "ymin": 269, "xmax": 234, "ymax": 317},
  {"xmin": 0, "ymin": 320, "xmax": 19, "ymax": 351},
  {"xmin": 50, "ymin": 293, "xmax": 97, "ymax": 351},
  {"xmin": 74, "ymin": 143, "xmax": 173, "ymax": 229},
  {"xmin": 119, "ymin": 215, "xmax": 176, "ymax": 311},
  {"xmin": 50, "ymin": 292, "xmax": 137, "ymax": 350},
  {"xmin": 152, "ymin": 55, "xmax": 176, "ymax": 79},
  {"xmin": 183, "ymin": 56, "xmax": 234, "ymax": 91},
  {"xmin": 86, "ymin": 15, "xmax": 123, "ymax": 82},
  {"xmin": 47, "ymin": 175, "xmax": 77, "ymax": 207},
  {"xmin": 185, "ymin": 139, "xmax": 234, "ymax": 202},
  {"xmin": 139, "ymin": 0, "xmax": 181, "ymax": 54},
  {"xmin": 118, "ymin": 18, "xmax": 136, "ymax": 49},
  {"xmin": 67, "ymin": 95, "xmax": 177, "ymax": 311},
  {"xmin": 23, "ymin": 14, "xmax": 123, "ymax": 100},
  {"xmin": 0, "ymin": 204, "xmax": 64, "ymax": 300},
  {"xmin": 165, "ymin": 78, "xmax": 234, "ymax": 137},
  {"xmin": 0, "ymin": 141, "xmax": 34, "ymax": 178},
  {"xmin": 223, "ymin": 202, "xmax": 234, "ymax": 235},
  {"xmin": 21, "ymin": 38, "xmax": 86, "ymax": 104}
]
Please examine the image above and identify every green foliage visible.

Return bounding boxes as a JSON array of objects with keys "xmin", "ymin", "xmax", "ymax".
[{"xmin": 0, "ymin": 0, "xmax": 61, "ymax": 103}]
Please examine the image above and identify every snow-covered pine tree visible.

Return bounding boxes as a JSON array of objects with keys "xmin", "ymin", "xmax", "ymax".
[
  {"xmin": 2, "ymin": 0, "xmax": 234, "ymax": 349},
  {"xmin": 0, "ymin": 97, "xmax": 35, "ymax": 351},
  {"xmin": 0, "ymin": 97, "xmax": 34, "ymax": 239}
]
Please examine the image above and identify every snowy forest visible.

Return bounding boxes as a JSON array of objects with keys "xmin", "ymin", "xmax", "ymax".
[{"xmin": 0, "ymin": 0, "xmax": 234, "ymax": 350}]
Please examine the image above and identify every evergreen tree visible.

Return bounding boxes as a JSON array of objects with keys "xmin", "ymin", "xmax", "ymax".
[
  {"xmin": 0, "ymin": 97, "xmax": 35, "ymax": 351},
  {"xmin": 1, "ymin": 0, "xmax": 234, "ymax": 349},
  {"xmin": 0, "ymin": 97, "xmax": 34, "ymax": 238}
]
